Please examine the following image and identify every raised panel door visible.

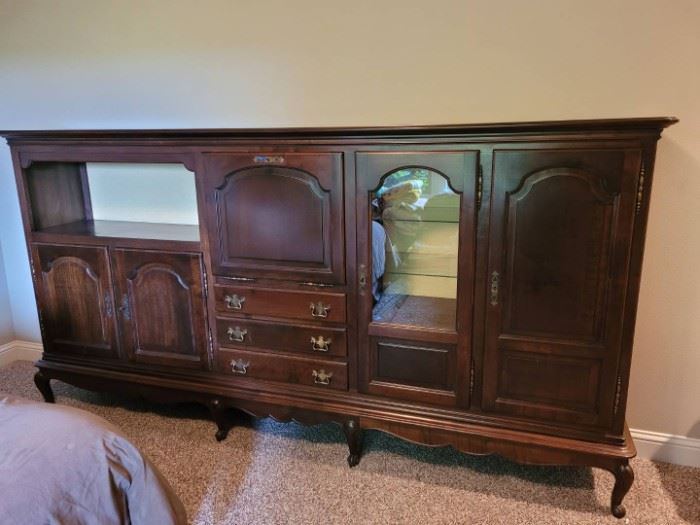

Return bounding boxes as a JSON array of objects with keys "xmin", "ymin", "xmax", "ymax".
[
  {"xmin": 482, "ymin": 147, "xmax": 641, "ymax": 428},
  {"xmin": 32, "ymin": 243, "xmax": 119, "ymax": 359},
  {"xmin": 112, "ymin": 249, "xmax": 209, "ymax": 369},
  {"xmin": 202, "ymin": 152, "xmax": 345, "ymax": 284}
]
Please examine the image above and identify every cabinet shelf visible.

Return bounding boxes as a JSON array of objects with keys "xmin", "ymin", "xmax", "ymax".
[{"xmin": 31, "ymin": 219, "xmax": 201, "ymax": 248}]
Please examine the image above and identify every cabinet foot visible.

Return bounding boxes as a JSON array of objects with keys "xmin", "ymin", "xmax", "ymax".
[
  {"xmin": 343, "ymin": 419, "xmax": 363, "ymax": 468},
  {"xmin": 34, "ymin": 370, "xmax": 55, "ymax": 403},
  {"xmin": 208, "ymin": 399, "xmax": 231, "ymax": 442},
  {"xmin": 610, "ymin": 460, "xmax": 634, "ymax": 518}
]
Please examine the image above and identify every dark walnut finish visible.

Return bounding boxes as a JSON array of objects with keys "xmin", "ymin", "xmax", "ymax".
[{"xmin": 4, "ymin": 117, "xmax": 677, "ymax": 519}]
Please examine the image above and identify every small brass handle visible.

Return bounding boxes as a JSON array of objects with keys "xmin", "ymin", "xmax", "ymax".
[
  {"xmin": 310, "ymin": 301, "xmax": 330, "ymax": 318},
  {"xmin": 224, "ymin": 294, "xmax": 245, "ymax": 310},
  {"xmin": 310, "ymin": 336, "xmax": 332, "ymax": 352},
  {"xmin": 312, "ymin": 369, "xmax": 333, "ymax": 385},
  {"xmin": 358, "ymin": 264, "xmax": 367, "ymax": 290},
  {"xmin": 227, "ymin": 326, "xmax": 248, "ymax": 343},
  {"xmin": 230, "ymin": 358, "xmax": 250, "ymax": 375},
  {"xmin": 490, "ymin": 271, "xmax": 500, "ymax": 306}
]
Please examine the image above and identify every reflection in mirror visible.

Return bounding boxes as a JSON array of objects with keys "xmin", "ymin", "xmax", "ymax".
[{"xmin": 371, "ymin": 169, "xmax": 460, "ymax": 331}]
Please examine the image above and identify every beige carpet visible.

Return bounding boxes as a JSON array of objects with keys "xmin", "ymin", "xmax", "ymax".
[{"xmin": 1, "ymin": 361, "xmax": 698, "ymax": 525}]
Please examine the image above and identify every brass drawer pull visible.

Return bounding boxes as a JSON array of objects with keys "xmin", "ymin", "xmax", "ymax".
[
  {"xmin": 227, "ymin": 326, "xmax": 248, "ymax": 343},
  {"xmin": 230, "ymin": 358, "xmax": 250, "ymax": 375},
  {"xmin": 312, "ymin": 369, "xmax": 333, "ymax": 385},
  {"xmin": 224, "ymin": 294, "xmax": 245, "ymax": 310},
  {"xmin": 310, "ymin": 336, "xmax": 332, "ymax": 352},
  {"xmin": 310, "ymin": 301, "xmax": 330, "ymax": 318}
]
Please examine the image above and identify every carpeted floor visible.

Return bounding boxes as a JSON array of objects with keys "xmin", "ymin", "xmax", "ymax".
[{"xmin": 1, "ymin": 360, "xmax": 698, "ymax": 525}]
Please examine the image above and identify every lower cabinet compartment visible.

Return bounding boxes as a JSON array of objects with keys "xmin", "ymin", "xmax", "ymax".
[
  {"xmin": 366, "ymin": 337, "xmax": 458, "ymax": 406},
  {"xmin": 217, "ymin": 348, "xmax": 348, "ymax": 391}
]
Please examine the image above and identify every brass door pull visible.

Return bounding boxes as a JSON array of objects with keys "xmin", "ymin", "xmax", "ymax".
[
  {"xmin": 312, "ymin": 369, "xmax": 333, "ymax": 385},
  {"xmin": 310, "ymin": 301, "xmax": 330, "ymax": 318},
  {"xmin": 490, "ymin": 271, "xmax": 500, "ymax": 306},
  {"xmin": 230, "ymin": 358, "xmax": 250, "ymax": 375},
  {"xmin": 227, "ymin": 326, "xmax": 248, "ymax": 343},
  {"xmin": 310, "ymin": 336, "xmax": 332, "ymax": 352},
  {"xmin": 224, "ymin": 294, "xmax": 245, "ymax": 310}
]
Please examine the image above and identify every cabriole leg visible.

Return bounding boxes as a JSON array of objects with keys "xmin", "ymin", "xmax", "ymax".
[
  {"xmin": 208, "ymin": 398, "xmax": 231, "ymax": 442},
  {"xmin": 34, "ymin": 370, "xmax": 55, "ymax": 403},
  {"xmin": 343, "ymin": 419, "xmax": 363, "ymax": 467},
  {"xmin": 610, "ymin": 459, "xmax": 634, "ymax": 518}
]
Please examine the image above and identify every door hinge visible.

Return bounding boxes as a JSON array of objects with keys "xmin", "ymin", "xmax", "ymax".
[
  {"xmin": 469, "ymin": 361, "xmax": 475, "ymax": 397},
  {"xmin": 613, "ymin": 375, "xmax": 623, "ymax": 415},
  {"xmin": 635, "ymin": 159, "xmax": 646, "ymax": 215},
  {"xmin": 119, "ymin": 294, "xmax": 131, "ymax": 321},
  {"xmin": 476, "ymin": 164, "xmax": 484, "ymax": 211},
  {"xmin": 202, "ymin": 263, "xmax": 209, "ymax": 299}
]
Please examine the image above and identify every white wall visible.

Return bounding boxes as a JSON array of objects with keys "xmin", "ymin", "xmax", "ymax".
[
  {"xmin": 87, "ymin": 163, "xmax": 198, "ymax": 224},
  {"xmin": 0, "ymin": 241, "xmax": 15, "ymax": 344},
  {"xmin": 0, "ymin": 0, "xmax": 698, "ymax": 440}
]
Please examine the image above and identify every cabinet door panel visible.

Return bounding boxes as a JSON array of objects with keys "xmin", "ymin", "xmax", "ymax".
[
  {"xmin": 112, "ymin": 249, "xmax": 209, "ymax": 369},
  {"xmin": 203, "ymin": 152, "xmax": 345, "ymax": 284},
  {"xmin": 33, "ymin": 244, "xmax": 119, "ymax": 359},
  {"xmin": 356, "ymin": 150, "xmax": 479, "ymax": 407},
  {"xmin": 482, "ymin": 147, "xmax": 641, "ymax": 427}
]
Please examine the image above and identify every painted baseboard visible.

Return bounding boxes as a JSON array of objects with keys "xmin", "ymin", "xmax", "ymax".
[
  {"xmin": 630, "ymin": 428, "xmax": 700, "ymax": 468},
  {"xmin": 1, "ymin": 340, "xmax": 697, "ymax": 467},
  {"xmin": 0, "ymin": 339, "xmax": 43, "ymax": 368}
]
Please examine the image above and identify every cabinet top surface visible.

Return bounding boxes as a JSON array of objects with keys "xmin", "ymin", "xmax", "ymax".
[{"xmin": 0, "ymin": 117, "xmax": 678, "ymax": 143}]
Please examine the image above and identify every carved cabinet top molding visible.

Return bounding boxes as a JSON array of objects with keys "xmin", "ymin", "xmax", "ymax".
[{"xmin": 3, "ymin": 117, "xmax": 678, "ymax": 519}]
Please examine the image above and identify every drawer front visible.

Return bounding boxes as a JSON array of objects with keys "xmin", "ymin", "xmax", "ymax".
[
  {"xmin": 217, "ymin": 348, "xmax": 348, "ymax": 391},
  {"xmin": 214, "ymin": 285, "xmax": 346, "ymax": 323},
  {"xmin": 216, "ymin": 317, "xmax": 347, "ymax": 357}
]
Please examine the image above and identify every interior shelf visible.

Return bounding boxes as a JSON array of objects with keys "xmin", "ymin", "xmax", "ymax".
[{"xmin": 32, "ymin": 219, "xmax": 200, "ymax": 245}]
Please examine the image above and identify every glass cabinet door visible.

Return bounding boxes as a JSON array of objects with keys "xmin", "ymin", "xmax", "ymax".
[
  {"xmin": 356, "ymin": 151, "xmax": 479, "ymax": 408},
  {"xmin": 370, "ymin": 168, "xmax": 460, "ymax": 331}
]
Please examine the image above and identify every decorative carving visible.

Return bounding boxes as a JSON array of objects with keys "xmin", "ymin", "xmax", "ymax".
[{"xmin": 636, "ymin": 160, "xmax": 646, "ymax": 214}]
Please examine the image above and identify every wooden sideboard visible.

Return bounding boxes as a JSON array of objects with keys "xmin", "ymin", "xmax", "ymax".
[{"xmin": 2, "ymin": 118, "xmax": 677, "ymax": 518}]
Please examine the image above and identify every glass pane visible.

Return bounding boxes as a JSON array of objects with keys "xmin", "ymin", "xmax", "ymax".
[{"xmin": 371, "ymin": 169, "xmax": 459, "ymax": 331}]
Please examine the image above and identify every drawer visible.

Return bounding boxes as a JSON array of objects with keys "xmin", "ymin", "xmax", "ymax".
[
  {"xmin": 216, "ymin": 317, "xmax": 347, "ymax": 357},
  {"xmin": 214, "ymin": 285, "xmax": 346, "ymax": 323},
  {"xmin": 217, "ymin": 348, "xmax": 348, "ymax": 391}
]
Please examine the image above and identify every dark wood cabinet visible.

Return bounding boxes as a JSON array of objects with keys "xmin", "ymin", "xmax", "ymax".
[
  {"xmin": 112, "ymin": 249, "xmax": 209, "ymax": 370},
  {"xmin": 32, "ymin": 244, "xmax": 119, "ymax": 360},
  {"xmin": 5, "ymin": 118, "xmax": 677, "ymax": 519}
]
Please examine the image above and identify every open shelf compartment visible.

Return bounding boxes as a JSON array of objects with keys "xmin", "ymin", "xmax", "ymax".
[{"xmin": 23, "ymin": 161, "xmax": 200, "ymax": 245}]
